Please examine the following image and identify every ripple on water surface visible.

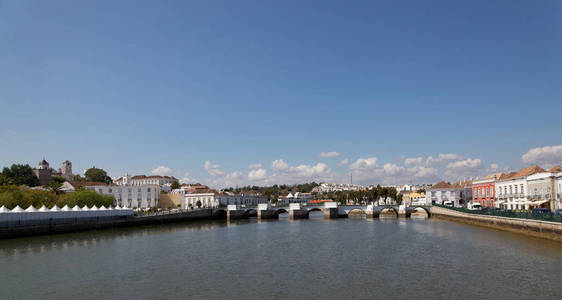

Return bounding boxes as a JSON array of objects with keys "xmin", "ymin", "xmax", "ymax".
[{"xmin": 0, "ymin": 217, "xmax": 561, "ymax": 299}]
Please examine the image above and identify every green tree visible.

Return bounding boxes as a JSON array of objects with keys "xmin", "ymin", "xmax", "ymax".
[
  {"xmin": 84, "ymin": 167, "xmax": 112, "ymax": 183},
  {"xmin": 171, "ymin": 181, "xmax": 180, "ymax": 190},
  {"xmin": 72, "ymin": 174, "xmax": 86, "ymax": 181},
  {"xmin": 196, "ymin": 200, "xmax": 202, "ymax": 208},
  {"xmin": 57, "ymin": 188, "xmax": 114, "ymax": 208},
  {"xmin": 1, "ymin": 164, "xmax": 39, "ymax": 187},
  {"xmin": 49, "ymin": 176, "xmax": 66, "ymax": 193},
  {"xmin": 0, "ymin": 185, "xmax": 57, "ymax": 209}
]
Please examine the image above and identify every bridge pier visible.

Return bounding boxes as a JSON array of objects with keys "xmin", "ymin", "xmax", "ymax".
[
  {"xmin": 289, "ymin": 209, "xmax": 308, "ymax": 220},
  {"xmin": 226, "ymin": 210, "xmax": 248, "ymax": 220},
  {"xmin": 257, "ymin": 209, "xmax": 279, "ymax": 220},
  {"xmin": 323, "ymin": 207, "xmax": 339, "ymax": 219}
]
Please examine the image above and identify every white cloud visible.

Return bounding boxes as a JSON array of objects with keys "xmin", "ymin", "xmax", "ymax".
[
  {"xmin": 521, "ymin": 145, "xmax": 562, "ymax": 168},
  {"xmin": 149, "ymin": 166, "xmax": 173, "ymax": 176},
  {"xmin": 444, "ymin": 158, "xmax": 483, "ymax": 180},
  {"xmin": 337, "ymin": 159, "xmax": 349, "ymax": 166},
  {"xmin": 446, "ymin": 158, "xmax": 482, "ymax": 169},
  {"xmin": 272, "ymin": 159, "xmax": 290, "ymax": 171},
  {"xmin": 426, "ymin": 153, "xmax": 465, "ymax": 166},
  {"xmin": 382, "ymin": 163, "xmax": 405, "ymax": 175},
  {"xmin": 226, "ymin": 171, "xmax": 243, "ymax": 180},
  {"xmin": 248, "ymin": 163, "xmax": 263, "ymax": 169},
  {"xmin": 318, "ymin": 151, "xmax": 340, "ymax": 158},
  {"xmin": 490, "ymin": 163, "xmax": 499, "ymax": 170},
  {"xmin": 204, "ymin": 160, "xmax": 225, "ymax": 176},
  {"xmin": 407, "ymin": 166, "xmax": 439, "ymax": 179},
  {"xmin": 349, "ymin": 157, "xmax": 378, "ymax": 170},
  {"xmin": 248, "ymin": 168, "xmax": 268, "ymax": 181},
  {"xmin": 269, "ymin": 159, "xmax": 333, "ymax": 183},
  {"xmin": 179, "ymin": 172, "xmax": 197, "ymax": 184},
  {"xmin": 404, "ymin": 157, "xmax": 423, "ymax": 167}
]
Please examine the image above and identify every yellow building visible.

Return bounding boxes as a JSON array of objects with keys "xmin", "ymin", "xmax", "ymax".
[{"xmin": 403, "ymin": 192, "xmax": 425, "ymax": 205}]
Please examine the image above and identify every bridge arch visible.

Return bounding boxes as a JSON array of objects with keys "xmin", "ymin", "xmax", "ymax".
[
  {"xmin": 411, "ymin": 207, "xmax": 431, "ymax": 218},
  {"xmin": 274, "ymin": 208, "xmax": 289, "ymax": 215},
  {"xmin": 244, "ymin": 208, "xmax": 257, "ymax": 213},
  {"xmin": 347, "ymin": 208, "xmax": 367, "ymax": 216},
  {"xmin": 374, "ymin": 206, "xmax": 399, "ymax": 218},
  {"xmin": 305, "ymin": 207, "xmax": 322, "ymax": 217}
]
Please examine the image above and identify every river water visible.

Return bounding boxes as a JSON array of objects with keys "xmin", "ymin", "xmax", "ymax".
[{"xmin": 1, "ymin": 213, "xmax": 561, "ymax": 299}]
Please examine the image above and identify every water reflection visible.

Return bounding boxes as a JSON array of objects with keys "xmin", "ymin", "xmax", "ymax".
[
  {"xmin": 1, "ymin": 217, "xmax": 561, "ymax": 299},
  {"xmin": 0, "ymin": 220, "xmax": 227, "ymax": 257}
]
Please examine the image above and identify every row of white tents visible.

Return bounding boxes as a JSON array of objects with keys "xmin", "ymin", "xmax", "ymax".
[{"xmin": 0, "ymin": 205, "xmax": 134, "ymax": 225}]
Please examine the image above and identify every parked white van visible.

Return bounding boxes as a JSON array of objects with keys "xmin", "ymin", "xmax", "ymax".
[
  {"xmin": 443, "ymin": 201, "xmax": 454, "ymax": 207},
  {"xmin": 468, "ymin": 202, "xmax": 482, "ymax": 210}
]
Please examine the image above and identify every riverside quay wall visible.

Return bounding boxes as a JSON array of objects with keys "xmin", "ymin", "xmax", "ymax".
[
  {"xmin": 431, "ymin": 206, "xmax": 562, "ymax": 242},
  {"xmin": 0, "ymin": 209, "xmax": 225, "ymax": 239}
]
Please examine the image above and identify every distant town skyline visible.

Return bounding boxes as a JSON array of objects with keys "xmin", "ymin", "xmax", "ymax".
[{"xmin": 1, "ymin": 1, "xmax": 561, "ymax": 187}]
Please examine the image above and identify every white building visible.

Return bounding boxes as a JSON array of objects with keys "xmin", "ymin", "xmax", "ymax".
[
  {"xmin": 114, "ymin": 173, "xmax": 178, "ymax": 192},
  {"xmin": 554, "ymin": 172, "xmax": 562, "ymax": 209},
  {"xmin": 426, "ymin": 181, "xmax": 472, "ymax": 207},
  {"xmin": 527, "ymin": 172, "xmax": 557, "ymax": 211},
  {"xmin": 61, "ymin": 181, "xmax": 160, "ymax": 209},
  {"xmin": 277, "ymin": 192, "xmax": 314, "ymax": 205},
  {"xmin": 318, "ymin": 183, "xmax": 364, "ymax": 193},
  {"xmin": 180, "ymin": 192, "xmax": 267, "ymax": 209},
  {"xmin": 495, "ymin": 166, "xmax": 544, "ymax": 210}
]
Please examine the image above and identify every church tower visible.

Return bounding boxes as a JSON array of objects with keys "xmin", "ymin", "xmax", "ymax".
[{"xmin": 61, "ymin": 160, "xmax": 73, "ymax": 180}]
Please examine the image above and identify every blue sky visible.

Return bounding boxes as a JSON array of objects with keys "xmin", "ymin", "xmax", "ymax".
[{"xmin": 1, "ymin": 0, "xmax": 561, "ymax": 186}]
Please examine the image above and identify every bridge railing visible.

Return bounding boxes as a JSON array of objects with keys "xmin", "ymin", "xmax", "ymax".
[{"xmin": 433, "ymin": 204, "xmax": 562, "ymax": 223}]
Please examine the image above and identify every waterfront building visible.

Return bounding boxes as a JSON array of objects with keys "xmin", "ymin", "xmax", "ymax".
[
  {"xmin": 114, "ymin": 173, "xmax": 178, "ymax": 192},
  {"xmin": 554, "ymin": 168, "xmax": 562, "ymax": 211},
  {"xmin": 527, "ymin": 172, "xmax": 557, "ymax": 211},
  {"xmin": 403, "ymin": 191, "xmax": 426, "ymax": 206},
  {"xmin": 472, "ymin": 173, "xmax": 503, "ymax": 208},
  {"xmin": 180, "ymin": 191, "xmax": 267, "ymax": 209},
  {"xmin": 277, "ymin": 192, "xmax": 314, "ymax": 205},
  {"xmin": 495, "ymin": 166, "xmax": 544, "ymax": 210},
  {"xmin": 426, "ymin": 180, "xmax": 472, "ymax": 207},
  {"xmin": 32, "ymin": 158, "xmax": 73, "ymax": 186},
  {"xmin": 60, "ymin": 181, "xmax": 160, "ymax": 209},
  {"xmin": 317, "ymin": 183, "xmax": 365, "ymax": 193}
]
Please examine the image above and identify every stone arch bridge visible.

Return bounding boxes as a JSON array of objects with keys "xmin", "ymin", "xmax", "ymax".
[{"xmin": 219, "ymin": 203, "xmax": 431, "ymax": 220}]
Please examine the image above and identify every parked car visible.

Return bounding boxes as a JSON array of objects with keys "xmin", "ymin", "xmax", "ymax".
[
  {"xmin": 443, "ymin": 201, "xmax": 454, "ymax": 207},
  {"xmin": 467, "ymin": 202, "xmax": 482, "ymax": 210}
]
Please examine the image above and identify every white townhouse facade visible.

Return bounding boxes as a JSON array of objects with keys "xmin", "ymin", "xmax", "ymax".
[
  {"xmin": 496, "ymin": 176, "xmax": 530, "ymax": 210},
  {"xmin": 61, "ymin": 181, "xmax": 160, "ymax": 209},
  {"xmin": 426, "ymin": 181, "xmax": 472, "ymax": 207},
  {"xmin": 181, "ymin": 192, "xmax": 267, "ymax": 209},
  {"xmin": 527, "ymin": 172, "xmax": 558, "ymax": 211},
  {"xmin": 556, "ymin": 172, "xmax": 562, "ymax": 211},
  {"xmin": 495, "ymin": 166, "xmax": 545, "ymax": 210}
]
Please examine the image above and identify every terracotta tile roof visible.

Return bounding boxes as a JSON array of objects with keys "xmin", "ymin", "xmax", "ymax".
[
  {"xmin": 512, "ymin": 165, "xmax": 545, "ymax": 178},
  {"xmin": 485, "ymin": 173, "xmax": 504, "ymax": 180},
  {"xmin": 430, "ymin": 180, "xmax": 472, "ymax": 189},
  {"xmin": 549, "ymin": 166, "xmax": 562, "ymax": 173},
  {"xmin": 499, "ymin": 172, "xmax": 517, "ymax": 180},
  {"xmin": 430, "ymin": 181, "xmax": 452, "ymax": 189}
]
